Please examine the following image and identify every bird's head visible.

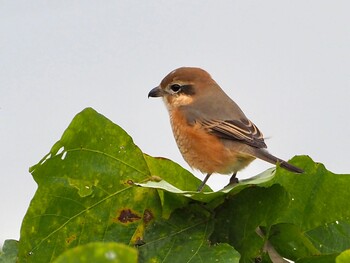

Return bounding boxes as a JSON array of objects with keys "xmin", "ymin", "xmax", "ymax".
[{"xmin": 148, "ymin": 67, "xmax": 217, "ymax": 111}]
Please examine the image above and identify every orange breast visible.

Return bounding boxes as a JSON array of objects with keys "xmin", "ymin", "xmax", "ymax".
[{"xmin": 169, "ymin": 109, "xmax": 255, "ymax": 174}]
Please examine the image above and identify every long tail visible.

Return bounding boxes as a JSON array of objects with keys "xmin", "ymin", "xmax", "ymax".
[{"xmin": 253, "ymin": 149, "xmax": 303, "ymax": 173}]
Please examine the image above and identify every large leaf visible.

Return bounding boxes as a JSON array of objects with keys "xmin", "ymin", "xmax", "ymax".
[
  {"xmin": 264, "ymin": 157, "xmax": 350, "ymax": 261},
  {"xmin": 18, "ymin": 108, "xmax": 156, "ymax": 262},
  {"xmin": 17, "ymin": 108, "xmax": 240, "ymax": 262},
  {"xmin": 12, "ymin": 107, "xmax": 350, "ymax": 263},
  {"xmin": 268, "ymin": 156, "xmax": 350, "ymax": 230}
]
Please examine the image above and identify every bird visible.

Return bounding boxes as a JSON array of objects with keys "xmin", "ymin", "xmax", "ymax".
[{"xmin": 148, "ymin": 67, "xmax": 303, "ymax": 192}]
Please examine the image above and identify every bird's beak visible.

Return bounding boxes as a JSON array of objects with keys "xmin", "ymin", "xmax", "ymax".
[{"xmin": 148, "ymin": 86, "xmax": 164, "ymax": 98}]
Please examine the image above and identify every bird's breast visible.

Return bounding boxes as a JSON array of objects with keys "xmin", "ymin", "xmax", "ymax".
[{"xmin": 169, "ymin": 109, "xmax": 254, "ymax": 174}]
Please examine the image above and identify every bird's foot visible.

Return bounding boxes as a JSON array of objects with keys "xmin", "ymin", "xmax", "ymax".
[{"xmin": 227, "ymin": 172, "xmax": 239, "ymax": 186}]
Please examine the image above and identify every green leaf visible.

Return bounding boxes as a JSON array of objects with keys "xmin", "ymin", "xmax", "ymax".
[
  {"xmin": 211, "ymin": 184, "xmax": 290, "ymax": 262},
  {"xmin": 336, "ymin": 249, "xmax": 350, "ymax": 263},
  {"xmin": 138, "ymin": 205, "xmax": 240, "ymax": 263},
  {"xmin": 269, "ymin": 156, "xmax": 350, "ymax": 230},
  {"xmin": 143, "ymin": 154, "xmax": 210, "ymax": 218},
  {"xmin": 136, "ymin": 167, "xmax": 278, "ymax": 227},
  {"xmin": 143, "ymin": 154, "xmax": 208, "ymax": 192},
  {"xmin": 270, "ymin": 221, "xmax": 350, "ymax": 261},
  {"xmin": 305, "ymin": 220, "xmax": 350, "ymax": 254},
  {"xmin": 295, "ymin": 254, "xmax": 338, "ymax": 263},
  {"xmin": 52, "ymin": 242, "xmax": 137, "ymax": 263},
  {"xmin": 136, "ymin": 168, "xmax": 276, "ymax": 204},
  {"xmin": 269, "ymin": 223, "xmax": 320, "ymax": 261},
  {"xmin": 15, "ymin": 108, "xmax": 350, "ymax": 263},
  {"xmin": 18, "ymin": 108, "xmax": 159, "ymax": 262},
  {"xmin": 0, "ymin": 240, "xmax": 18, "ymax": 263},
  {"xmin": 263, "ymin": 156, "xmax": 350, "ymax": 261}
]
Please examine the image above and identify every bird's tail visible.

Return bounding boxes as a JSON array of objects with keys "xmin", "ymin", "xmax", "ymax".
[{"xmin": 253, "ymin": 149, "xmax": 303, "ymax": 173}]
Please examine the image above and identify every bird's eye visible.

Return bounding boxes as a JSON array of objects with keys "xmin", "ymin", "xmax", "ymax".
[{"xmin": 169, "ymin": 84, "xmax": 182, "ymax": 93}]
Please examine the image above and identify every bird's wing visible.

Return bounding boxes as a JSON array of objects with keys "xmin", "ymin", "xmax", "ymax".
[
  {"xmin": 180, "ymin": 91, "xmax": 267, "ymax": 149},
  {"xmin": 198, "ymin": 118, "xmax": 267, "ymax": 149}
]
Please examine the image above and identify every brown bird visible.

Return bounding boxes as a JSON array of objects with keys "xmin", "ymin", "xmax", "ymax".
[{"xmin": 148, "ymin": 67, "xmax": 303, "ymax": 191}]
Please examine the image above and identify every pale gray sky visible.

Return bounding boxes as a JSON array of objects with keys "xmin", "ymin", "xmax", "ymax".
[{"xmin": 1, "ymin": 1, "xmax": 349, "ymax": 245}]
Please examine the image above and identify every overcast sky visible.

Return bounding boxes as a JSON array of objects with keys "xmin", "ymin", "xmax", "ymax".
[{"xmin": 1, "ymin": 1, "xmax": 349, "ymax": 245}]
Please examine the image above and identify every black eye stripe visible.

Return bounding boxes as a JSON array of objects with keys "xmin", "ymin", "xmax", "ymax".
[
  {"xmin": 169, "ymin": 84, "xmax": 195, "ymax": 95},
  {"xmin": 181, "ymin": 85, "xmax": 195, "ymax": 95}
]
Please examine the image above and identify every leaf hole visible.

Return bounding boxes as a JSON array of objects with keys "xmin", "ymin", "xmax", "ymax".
[
  {"xmin": 56, "ymin": 146, "xmax": 65, "ymax": 155},
  {"xmin": 61, "ymin": 151, "xmax": 67, "ymax": 160}
]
